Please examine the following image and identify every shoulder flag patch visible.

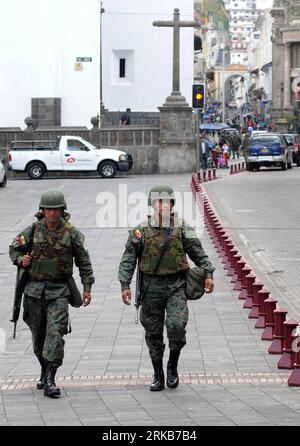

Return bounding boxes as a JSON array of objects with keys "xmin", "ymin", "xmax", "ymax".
[
  {"xmin": 18, "ymin": 235, "xmax": 26, "ymax": 246},
  {"xmin": 133, "ymin": 228, "xmax": 142, "ymax": 240}
]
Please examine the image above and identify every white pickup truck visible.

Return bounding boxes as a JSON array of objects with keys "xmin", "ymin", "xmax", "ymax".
[{"xmin": 8, "ymin": 135, "xmax": 133, "ymax": 179}]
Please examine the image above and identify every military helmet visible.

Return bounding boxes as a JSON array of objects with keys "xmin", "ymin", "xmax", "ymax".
[
  {"xmin": 148, "ymin": 185, "xmax": 176, "ymax": 206},
  {"xmin": 39, "ymin": 190, "xmax": 67, "ymax": 210}
]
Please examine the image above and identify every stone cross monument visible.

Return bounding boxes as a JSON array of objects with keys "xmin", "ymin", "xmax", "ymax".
[
  {"xmin": 153, "ymin": 8, "xmax": 196, "ymax": 107},
  {"xmin": 153, "ymin": 9, "xmax": 197, "ymax": 174}
]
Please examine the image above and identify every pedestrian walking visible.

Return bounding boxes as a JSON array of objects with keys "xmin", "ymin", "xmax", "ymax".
[
  {"xmin": 118, "ymin": 185, "xmax": 215, "ymax": 391},
  {"xmin": 222, "ymin": 142, "xmax": 229, "ymax": 168},
  {"xmin": 9, "ymin": 190, "xmax": 95, "ymax": 398},
  {"xmin": 199, "ymin": 133, "xmax": 211, "ymax": 171},
  {"xmin": 240, "ymin": 126, "xmax": 253, "ymax": 166}
]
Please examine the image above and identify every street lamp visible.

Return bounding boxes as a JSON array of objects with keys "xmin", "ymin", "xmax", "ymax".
[{"xmin": 100, "ymin": 2, "xmax": 105, "ymax": 124}]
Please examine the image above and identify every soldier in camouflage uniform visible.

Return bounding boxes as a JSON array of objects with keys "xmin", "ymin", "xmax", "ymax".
[
  {"xmin": 118, "ymin": 185, "xmax": 215, "ymax": 391},
  {"xmin": 9, "ymin": 190, "xmax": 95, "ymax": 398}
]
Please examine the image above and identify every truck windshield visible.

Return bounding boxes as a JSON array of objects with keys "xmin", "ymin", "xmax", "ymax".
[{"xmin": 77, "ymin": 138, "xmax": 98, "ymax": 150}]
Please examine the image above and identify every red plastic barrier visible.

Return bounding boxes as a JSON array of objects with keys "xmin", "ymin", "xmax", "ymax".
[
  {"xmin": 255, "ymin": 288, "xmax": 270, "ymax": 329},
  {"xmin": 243, "ymin": 272, "xmax": 256, "ymax": 309},
  {"xmin": 261, "ymin": 296, "xmax": 277, "ymax": 340},
  {"xmin": 234, "ymin": 259, "xmax": 246, "ymax": 291},
  {"xmin": 248, "ymin": 281, "xmax": 263, "ymax": 319},
  {"xmin": 238, "ymin": 265, "xmax": 252, "ymax": 300},
  {"xmin": 278, "ymin": 320, "xmax": 298, "ymax": 370},
  {"xmin": 268, "ymin": 307, "xmax": 288, "ymax": 354}
]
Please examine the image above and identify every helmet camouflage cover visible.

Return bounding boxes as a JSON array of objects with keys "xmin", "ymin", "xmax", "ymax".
[
  {"xmin": 39, "ymin": 190, "xmax": 67, "ymax": 210},
  {"xmin": 148, "ymin": 185, "xmax": 176, "ymax": 206}
]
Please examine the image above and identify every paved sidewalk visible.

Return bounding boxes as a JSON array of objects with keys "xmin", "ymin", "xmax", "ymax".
[{"xmin": 0, "ymin": 172, "xmax": 300, "ymax": 426}]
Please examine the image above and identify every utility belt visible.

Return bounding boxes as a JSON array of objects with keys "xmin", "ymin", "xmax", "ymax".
[
  {"xmin": 28, "ymin": 276, "xmax": 71, "ymax": 284},
  {"xmin": 28, "ymin": 275, "xmax": 83, "ymax": 308}
]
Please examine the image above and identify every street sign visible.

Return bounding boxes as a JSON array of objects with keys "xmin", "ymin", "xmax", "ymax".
[{"xmin": 76, "ymin": 57, "xmax": 92, "ymax": 62}]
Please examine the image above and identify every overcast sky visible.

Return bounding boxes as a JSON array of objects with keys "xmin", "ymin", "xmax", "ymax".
[{"xmin": 256, "ymin": 0, "xmax": 273, "ymax": 9}]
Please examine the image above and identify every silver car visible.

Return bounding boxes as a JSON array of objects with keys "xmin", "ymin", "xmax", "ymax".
[{"xmin": 0, "ymin": 158, "xmax": 7, "ymax": 187}]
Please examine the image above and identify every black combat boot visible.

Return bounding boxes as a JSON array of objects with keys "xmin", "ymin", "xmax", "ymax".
[
  {"xmin": 167, "ymin": 350, "xmax": 180, "ymax": 389},
  {"xmin": 44, "ymin": 363, "xmax": 61, "ymax": 398},
  {"xmin": 150, "ymin": 359, "xmax": 165, "ymax": 391},
  {"xmin": 36, "ymin": 355, "xmax": 46, "ymax": 390}
]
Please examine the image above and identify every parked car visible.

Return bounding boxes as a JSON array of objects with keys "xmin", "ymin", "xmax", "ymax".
[
  {"xmin": 282, "ymin": 134, "xmax": 300, "ymax": 166},
  {"xmin": 247, "ymin": 134, "xmax": 292, "ymax": 171},
  {"xmin": 8, "ymin": 136, "xmax": 133, "ymax": 179},
  {"xmin": 0, "ymin": 158, "xmax": 7, "ymax": 187}
]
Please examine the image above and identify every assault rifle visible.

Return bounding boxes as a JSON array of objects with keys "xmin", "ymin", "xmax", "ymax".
[{"xmin": 134, "ymin": 257, "xmax": 143, "ymax": 324}]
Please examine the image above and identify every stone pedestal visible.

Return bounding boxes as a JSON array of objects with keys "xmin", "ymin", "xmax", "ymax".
[
  {"xmin": 275, "ymin": 117, "xmax": 289, "ymax": 133},
  {"xmin": 158, "ymin": 94, "xmax": 196, "ymax": 174}
]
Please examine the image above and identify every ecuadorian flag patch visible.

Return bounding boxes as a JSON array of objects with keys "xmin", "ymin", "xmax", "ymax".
[
  {"xmin": 18, "ymin": 235, "xmax": 26, "ymax": 246},
  {"xmin": 133, "ymin": 228, "xmax": 142, "ymax": 240}
]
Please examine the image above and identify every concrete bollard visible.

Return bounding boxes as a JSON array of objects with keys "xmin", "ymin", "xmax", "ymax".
[
  {"xmin": 234, "ymin": 164, "xmax": 238, "ymax": 174},
  {"xmin": 213, "ymin": 168, "xmax": 216, "ymax": 179},
  {"xmin": 288, "ymin": 338, "xmax": 300, "ymax": 386},
  {"xmin": 203, "ymin": 170, "xmax": 207, "ymax": 182},
  {"xmin": 238, "ymin": 163, "xmax": 241, "ymax": 171},
  {"xmin": 255, "ymin": 288, "xmax": 270, "ymax": 329},
  {"xmin": 248, "ymin": 281, "xmax": 264, "ymax": 319},
  {"xmin": 242, "ymin": 162, "xmax": 245, "ymax": 170},
  {"xmin": 208, "ymin": 169, "xmax": 212, "ymax": 181},
  {"xmin": 268, "ymin": 307, "xmax": 288, "ymax": 354},
  {"xmin": 278, "ymin": 320, "xmax": 298, "ymax": 370},
  {"xmin": 197, "ymin": 171, "xmax": 201, "ymax": 182},
  {"xmin": 261, "ymin": 296, "xmax": 277, "ymax": 341},
  {"xmin": 230, "ymin": 165, "xmax": 234, "ymax": 175},
  {"xmin": 238, "ymin": 265, "xmax": 252, "ymax": 300},
  {"xmin": 243, "ymin": 272, "xmax": 256, "ymax": 309}
]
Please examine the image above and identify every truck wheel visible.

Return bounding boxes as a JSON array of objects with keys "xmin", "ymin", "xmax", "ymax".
[
  {"xmin": 98, "ymin": 161, "xmax": 117, "ymax": 178},
  {"xmin": 0, "ymin": 175, "xmax": 7, "ymax": 188},
  {"xmin": 26, "ymin": 162, "xmax": 46, "ymax": 179}
]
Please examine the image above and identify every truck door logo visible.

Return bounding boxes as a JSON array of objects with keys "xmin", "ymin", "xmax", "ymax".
[{"xmin": 67, "ymin": 157, "xmax": 76, "ymax": 163}]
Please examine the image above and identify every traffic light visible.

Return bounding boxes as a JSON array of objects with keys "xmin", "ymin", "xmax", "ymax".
[{"xmin": 192, "ymin": 84, "xmax": 205, "ymax": 109}]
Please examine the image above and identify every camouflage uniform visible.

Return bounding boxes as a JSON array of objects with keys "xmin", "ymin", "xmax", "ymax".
[
  {"xmin": 9, "ymin": 217, "xmax": 94, "ymax": 367},
  {"xmin": 118, "ymin": 190, "xmax": 214, "ymax": 391},
  {"xmin": 9, "ymin": 190, "xmax": 94, "ymax": 397}
]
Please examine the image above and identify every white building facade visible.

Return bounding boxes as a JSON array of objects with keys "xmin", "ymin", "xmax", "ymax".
[
  {"xmin": 0, "ymin": 0, "xmax": 194, "ymax": 128},
  {"xmin": 248, "ymin": 10, "xmax": 273, "ymax": 114},
  {"xmin": 225, "ymin": 0, "xmax": 261, "ymax": 66}
]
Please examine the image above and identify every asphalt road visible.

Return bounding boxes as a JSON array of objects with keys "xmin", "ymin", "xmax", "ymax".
[{"xmin": 204, "ymin": 165, "xmax": 300, "ymax": 323}]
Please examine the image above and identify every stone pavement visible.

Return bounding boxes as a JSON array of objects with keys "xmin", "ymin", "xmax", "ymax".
[{"xmin": 0, "ymin": 169, "xmax": 300, "ymax": 426}]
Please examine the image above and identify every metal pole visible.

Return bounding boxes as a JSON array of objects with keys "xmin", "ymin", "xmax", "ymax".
[
  {"xmin": 222, "ymin": 40, "xmax": 226, "ymax": 123},
  {"xmin": 100, "ymin": 2, "xmax": 105, "ymax": 120},
  {"xmin": 196, "ymin": 109, "xmax": 200, "ymax": 172}
]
